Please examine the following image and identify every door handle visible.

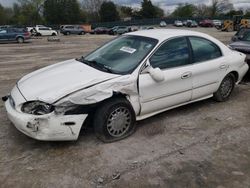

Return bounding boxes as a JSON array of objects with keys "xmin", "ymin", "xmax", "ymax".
[
  {"xmin": 181, "ymin": 72, "xmax": 192, "ymax": 79},
  {"xmin": 220, "ymin": 64, "xmax": 228, "ymax": 69}
]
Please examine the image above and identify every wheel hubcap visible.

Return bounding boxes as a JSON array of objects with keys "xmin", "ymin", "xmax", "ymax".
[
  {"xmin": 220, "ymin": 77, "xmax": 233, "ymax": 98},
  {"xmin": 107, "ymin": 107, "xmax": 131, "ymax": 137}
]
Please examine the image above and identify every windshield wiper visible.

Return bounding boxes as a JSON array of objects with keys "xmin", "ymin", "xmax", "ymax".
[{"xmin": 77, "ymin": 56, "xmax": 114, "ymax": 74}]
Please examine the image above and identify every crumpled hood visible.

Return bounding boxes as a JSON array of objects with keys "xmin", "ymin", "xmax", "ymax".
[{"xmin": 17, "ymin": 59, "xmax": 120, "ymax": 103}]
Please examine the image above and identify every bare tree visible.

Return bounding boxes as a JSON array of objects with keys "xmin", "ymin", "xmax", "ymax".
[
  {"xmin": 82, "ymin": 0, "xmax": 104, "ymax": 13},
  {"xmin": 82, "ymin": 0, "xmax": 104, "ymax": 22}
]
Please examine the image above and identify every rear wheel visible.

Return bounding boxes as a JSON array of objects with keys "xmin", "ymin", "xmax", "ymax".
[
  {"xmin": 213, "ymin": 73, "xmax": 235, "ymax": 102},
  {"xmin": 52, "ymin": 33, "xmax": 57, "ymax": 36},
  {"xmin": 80, "ymin": 31, "xmax": 85, "ymax": 35},
  {"xmin": 17, "ymin": 37, "xmax": 24, "ymax": 43},
  {"xmin": 93, "ymin": 97, "xmax": 136, "ymax": 142},
  {"xmin": 66, "ymin": 31, "xmax": 70, "ymax": 35}
]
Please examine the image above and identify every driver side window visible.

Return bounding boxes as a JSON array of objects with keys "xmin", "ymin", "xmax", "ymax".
[{"xmin": 150, "ymin": 37, "xmax": 190, "ymax": 69}]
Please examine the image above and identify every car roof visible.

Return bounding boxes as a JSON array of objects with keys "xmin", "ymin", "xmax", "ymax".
[{"xmin": 126, "ymin": 29, "xmax": 207, "ymax": 41}]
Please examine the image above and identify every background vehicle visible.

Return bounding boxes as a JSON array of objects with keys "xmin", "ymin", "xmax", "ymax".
[
  {"xmin": 108, "ymin": 26, "xmax": 130, "ymax": 35},
  {"xmin": 222, "ymin": 15, "xmax": 250, "ymax": 32},
  {"xmin": 90, "ymin": 27, "xmax": 108, "ymax": 34},
  {"xmin": 199, "ymin": 19, "xmax": 214, "ymax": 27},
  {"xmin": 229, "ymin": 30, "xmax": 250, "ymax": 64},
  {"xmin": 174, "ymin": 20, "xmax": 183, "ymax": 27},
  {"xmin": 187, "ymin": 20, "xmax": 198, "ymax": 27},
  {"xmin": 213, "ymin": 19, "xmax": 222, "ymax": 28},
  {"xmin": 159, "ymin": 21, "xmax": 167, "ymax": 27},
  {"xmin": 35, "ymin": 27, "xmax": 57, "ymax": 36},
  {"xmin": 231, "ymin": 28, "xmax": 250, "ymax": 41},
  {"xmin": 0, "ymin": 28, "xmax": 30, "ymax": 43},
  {"xmin": 60, "ymin": 25, "xmax": 85, "ymax": 35}
]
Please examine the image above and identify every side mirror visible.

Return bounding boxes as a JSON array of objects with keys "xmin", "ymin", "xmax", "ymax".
[{"xmin": 147, "ymin": 66, "xmax": 165, "ymax": 82}]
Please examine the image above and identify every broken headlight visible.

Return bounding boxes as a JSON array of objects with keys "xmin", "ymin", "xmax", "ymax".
[{"xmin": 21, "ymin": 101, "xmax": 54, "ymax": 115}]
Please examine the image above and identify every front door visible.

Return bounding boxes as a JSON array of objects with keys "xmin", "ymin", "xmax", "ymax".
[{"xmin": 139, "ymin": 37, "xmax": 193, "ymax": 116}]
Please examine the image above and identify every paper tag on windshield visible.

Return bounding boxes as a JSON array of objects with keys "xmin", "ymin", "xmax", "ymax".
[{"xmin": 120, "ymin": 46, "xmax": 136, "ymax": 54}]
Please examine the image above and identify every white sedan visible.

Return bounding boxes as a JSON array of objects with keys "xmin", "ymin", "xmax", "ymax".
[
  {"xmin": 3, "ymin": 29, "xmax": 249, "ymax": 142},
  {"xmin": 35, "ymin": 27, "xmax": 58, "ymax": 36}
]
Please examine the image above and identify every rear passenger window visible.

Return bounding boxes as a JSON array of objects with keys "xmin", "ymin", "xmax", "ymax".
[{"xmin": 189, "ymin": 36, "xmax": 222, "ymax": 63}]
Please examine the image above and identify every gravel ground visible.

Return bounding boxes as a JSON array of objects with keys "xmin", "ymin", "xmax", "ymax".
[{"xmin": 0, "ymin": 26, "xmax": 249, "ymax": 188}]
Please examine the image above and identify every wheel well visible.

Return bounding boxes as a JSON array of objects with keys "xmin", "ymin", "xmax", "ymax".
[
  {"xmin": 82, "ymin": 92, "xmax": 132, "ymax": 128},
  {"xmin": 230, "ymin": 71, "xmax": 239, "ymax": 82},
  {"xmin": 16, "ymin": 36, "xmax": 24, "ymax": 40}
]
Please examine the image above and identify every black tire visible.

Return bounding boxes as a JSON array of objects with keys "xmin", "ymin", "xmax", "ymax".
[
  {"xmin": 93, "ymin": 97, "xmax": 136, "ymax": 142},
  {"xmin": 66, "ymin": 31, "xmax": 70, "ymax": 35},
  {"xmin": 80, "ymin": 31, "xmax": 85, "ymax": 35},
  {"xmin": 213, "ymin": 73, "xmax": 235, "ymax": 102},
  {"xmin": 17, "ymin": 37, "xmax": 24, "ymax": 43},
  {"xmin": 52, "ymin": 33, "xmax": 56, "ymax": 36}
]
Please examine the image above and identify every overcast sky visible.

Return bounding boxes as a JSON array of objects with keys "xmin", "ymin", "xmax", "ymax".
[{"xmin": 0, "ymin": 0, "xmax": 250, "ymax": 13}]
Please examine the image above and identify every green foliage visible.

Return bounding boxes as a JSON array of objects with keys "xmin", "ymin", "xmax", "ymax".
[
  {"xmin": 99, "ymin": 1, "xmax": 120, "ymax": 22},
  {"xmin": 140, "ymin": 0, "xmax": 156, "ymax": 18},
  {"xmin": 245, "ymin": 11, "xmax": 250, "ymax": 18},
  {"xmin": 119, "ymin": 6, "xmax": 133, "ymax": 18},
  {"xmin": 155, "ymin": 6, "xmax": 164, "ymax": 18},
  {"xmin": 171, "ymin": 3, "xmax": 196, "ymax": 18},
  {"xmin": 44, "ymin": 0, "xmax": 83, "ymax": 24}
]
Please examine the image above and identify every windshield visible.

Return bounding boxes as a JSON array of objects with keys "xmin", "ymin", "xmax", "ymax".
[
  {"xmin": 82, "ymin": 35, "xmax": 158, "ymax": 74},
  {"xmin": 242, "ymin": 31, "xmax": 250, "ymax": 42}
]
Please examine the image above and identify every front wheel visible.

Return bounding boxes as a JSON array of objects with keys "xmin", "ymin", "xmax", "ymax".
[
  {"xmin": 93, "ymin": 98, "xmax": 136, "ymax": 142},
  {"xmin": 213, "ymin": 73, "xmax": 235, "ymax": 102},
  {"xmin": 17, "ymin": 37, "xmax": 24, "ymax": 43}
]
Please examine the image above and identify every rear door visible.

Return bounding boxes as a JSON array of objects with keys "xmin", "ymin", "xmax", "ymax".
[
  {"xmin": 7, "ymin": 28, "xmax": 17, "ymax": 41},
  {"xmin": 188, "ymin": 36, "xmax": 227, "ymax": 100}
]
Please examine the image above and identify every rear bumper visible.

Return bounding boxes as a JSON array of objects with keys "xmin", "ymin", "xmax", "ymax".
[
  {"xmin": 237, "ymin": 63, "xmax": 249, "ymax": 83},
  {"xmin": 5, "ymin": 98, "xmax": 88, "ymax": 141}
]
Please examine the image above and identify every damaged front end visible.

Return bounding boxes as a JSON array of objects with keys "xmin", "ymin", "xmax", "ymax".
[
  {"xmin": 4, "ymin": 86, "xmax": 88, "ymax": 141},
  {"xmin": 4, "ymin": 73, "xmax": 140, "ymax": 141}
]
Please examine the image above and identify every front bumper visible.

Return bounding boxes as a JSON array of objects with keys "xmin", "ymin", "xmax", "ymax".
[{"xmin": 5, "ymin": 98, "xmax": 88, "ymax": 141}]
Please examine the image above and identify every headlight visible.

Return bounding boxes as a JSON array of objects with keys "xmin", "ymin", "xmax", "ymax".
[{"xmin": 21, "ymin": 101, "xmax": 54, "ymax": 115}]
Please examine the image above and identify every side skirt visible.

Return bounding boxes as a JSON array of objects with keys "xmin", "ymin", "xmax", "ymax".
[{"xmin": 136, "ymin": 94, "xmax": 213, "ymax": 121}]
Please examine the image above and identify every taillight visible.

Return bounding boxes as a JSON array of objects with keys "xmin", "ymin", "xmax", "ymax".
[{"xmin": 24, "ymin": 32, "xmax": 30, "ymax": 36}]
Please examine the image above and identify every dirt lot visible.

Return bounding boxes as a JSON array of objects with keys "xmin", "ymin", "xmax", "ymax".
[{"xmin": 0, "ymin": 27, "xmax": 250, "ymax": 188}]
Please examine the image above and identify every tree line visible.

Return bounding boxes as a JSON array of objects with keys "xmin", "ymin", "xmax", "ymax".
[{"xmin": 0, "ymin": 0, "xmax": 249, "ymax": 26}]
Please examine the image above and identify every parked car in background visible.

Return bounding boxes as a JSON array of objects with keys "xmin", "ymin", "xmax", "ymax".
[
  {"xmin": 187, "ymin": 20, "xmax": 198, "ymax": 27},
  {"xmin": 199, "ymin": 19, "xmax": 214, "ymax": 27},
  {"xmin": 213, "ymin": 20, "xmax": 222, "ymax": 27},
  {"xmin": 35, "ymin": 27, "xmax": 58, "ymax": 36},
  {"xmin": 229, "ymin": 29, "xmax": 250, "ymax": 64},
  {"xmin": 0, "ymin": 25, "xmax": 12, "ymax": 29},
  {"xmin": 3, "ymin": 29, "xmax": 248, "ymax": 142},
  {"xmin": 60, "ymin": 25, "xmax": 85, "ymax": 35},
  {"xmin": 174, "ymin": 20, "xmax": 183, "ymax": 27},
  {"xmin": 90, "ymin": 27, "xmax": 108, "ymax": 34},
  {"xmin": 0, "ymin": 28, "xmax": 31, "ymax": 43},
  {"xmin": 108, "ymin": 26, "xmax": 130, "ymax": 35},
  {"xmin": 27, "ymin": 25, "xmax": 49, "ymax": 36},
  {"xmin": 231, "ymin": 28, "xmax": 250, "ymax": 42},
  {"xmin": 159, "ymin": 21, "xmax": 167, "ymax": 27},
  {"xmin": 138, "ymin": 26, "xmax": 155, "ymax": 30}
]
